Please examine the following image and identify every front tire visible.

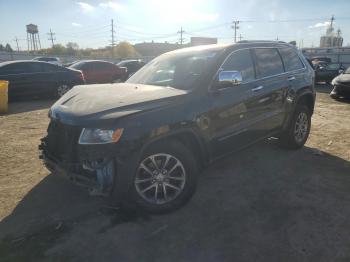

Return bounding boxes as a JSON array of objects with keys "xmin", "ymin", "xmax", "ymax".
[
  {"xmin": 279, "ymin": 105, "xmax": 311, "ymax": 149},
  {"xmin": 129, "ymin": 140, "xmax": 198, "ymax": 213}
]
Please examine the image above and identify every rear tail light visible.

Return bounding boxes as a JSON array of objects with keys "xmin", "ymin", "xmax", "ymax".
[{"xmin": 78, "ymin": 71, "xmax": 85, "ymax": 83}]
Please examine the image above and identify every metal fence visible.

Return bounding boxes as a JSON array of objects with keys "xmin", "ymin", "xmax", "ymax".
[{"xmin": 302, "ymin": 47, "xmax": 350, "ymax": 68}]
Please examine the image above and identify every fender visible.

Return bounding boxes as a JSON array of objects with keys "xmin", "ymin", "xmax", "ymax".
[
  {"xmin": 282, "ymin": 86, "xmax": 315, "ymax": 131},
  {"xmin": 138, "ymin": 126, "xmax": 209, "ymax": 165}
]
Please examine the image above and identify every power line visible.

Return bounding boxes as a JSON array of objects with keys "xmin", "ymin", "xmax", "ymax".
[{"xmin": 47, "ymin": 29, "xmax": 56, "ymax": 47}]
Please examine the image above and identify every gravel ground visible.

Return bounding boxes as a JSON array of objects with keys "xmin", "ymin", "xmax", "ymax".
[{"xmin": 0, "ymin": 85, "xmax": 349, "ymax": 262}]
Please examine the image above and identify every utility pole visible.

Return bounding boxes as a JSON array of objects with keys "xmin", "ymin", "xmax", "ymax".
[
  {"xmin": 111, "ymin": 19, "xmax": 116, "ymax": 57},
  {"xmin": 178, "ymin": 26, "xmax": 185, "ymax": 45},
  {"xmin": 47, "ymin": 29, "xmax": 56, "ymax": 47},
  {"xmin": 14, "ymin": 37, "xmax": 20, "ymax": 51},
  {"xmin": 239, "ymin": 34, "xmax": 243, "ymax": 41},
  {"xmin": 330, "ymin": 15, "xmax": 335, "ymax": 29},
  {"xmin": 232, "ymin": 20, "xmax": 240, "ymax": 43}
]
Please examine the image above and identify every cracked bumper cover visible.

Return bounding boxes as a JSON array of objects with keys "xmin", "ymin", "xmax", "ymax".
[{"xmin": 38, "ymin": 137, "xmax": 139, "ymax": 200}]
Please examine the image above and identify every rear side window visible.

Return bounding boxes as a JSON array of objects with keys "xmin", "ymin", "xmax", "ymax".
[
  {"xmin": 279, "ymin": 47, "xmax": 304, "ymax": 71},
  {"xmin": 95, "ymin": 62, "xmax": 112, "ymax": 71},
  {"xmin": 27, "ymin": 63, "xmax": 45, "ymax": 73},
  {"xmin": 254, "ymin": 48, "xmax": 284, "ymax": 78},
  {"xmin": 0, "ymin": 63, "xmax": 28, "ymax": 74},
  {"xmin": 221, "ymin": 49, "xmax": 255, "ymax": 82}
]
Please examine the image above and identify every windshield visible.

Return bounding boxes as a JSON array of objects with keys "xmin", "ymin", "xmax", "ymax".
[
  {"xmin": 117, "ymin": 61, "xmax": 129, "ymax": 67},
  {"xmin": 126, "ymin": 49, "xmax": 220, "ymax": 90}
]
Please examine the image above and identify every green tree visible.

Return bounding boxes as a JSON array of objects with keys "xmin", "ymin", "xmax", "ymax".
[
  {"xmin": 0, "ymin": 44, "xmax": 4, "ymax": 51},
  {"xmin": 5, "ymin": 43, "xmax": 13, "ymax": 52},
  {"xmin": 115, "ymin": 41, "xmax": 138, "ymax": 58},
  {"xmin": 50, "ymin": 44, "xmax": 66, "ymax": 55}
]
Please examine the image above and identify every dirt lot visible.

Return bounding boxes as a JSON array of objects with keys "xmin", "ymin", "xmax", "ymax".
[{"xmin": 0, "ymin": 85, "xmax": 350, "ymax": 262}]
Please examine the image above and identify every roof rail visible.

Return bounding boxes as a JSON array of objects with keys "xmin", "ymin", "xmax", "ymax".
[{"xmin": 237, "ymin": 40, "xmax": 287, "ymax": 44}]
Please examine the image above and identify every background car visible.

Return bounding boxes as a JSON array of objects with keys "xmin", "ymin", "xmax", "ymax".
[
  {"xmin": 315, "ymin": 63, "xmax": 345, "ymax": 83},
  {"xmin": 311, "ymin": 57, "xmax": 332, "ymax": 64},
  {"xmin": 32, "ymin": 57, "xmax": 61, "ymax": 65},
  {"xmin": 117, "ymin": 59, "xmax": 145, "ymax": 78},
  {"xmin": 69, "ymin": 60, "xmax": 127, "ymax": 84},
  {"xmin": 0, "ymin": 60, "xmax": 85, "ymax": 101},
  {"xmin": 330, "ymin": 67, "xmax": 350, "ymax": 99}
]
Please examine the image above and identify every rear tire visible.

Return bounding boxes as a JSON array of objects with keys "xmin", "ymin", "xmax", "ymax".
[
  {"xmin": 127, "ymin": 140, "xmax": 198, "ymax": 214},
  {"xmin": 279, "ymin": 105, "xmax": 311, "ymax": 149}
]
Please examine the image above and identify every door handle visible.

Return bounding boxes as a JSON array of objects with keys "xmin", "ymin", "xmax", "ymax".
[
  {"xmin": 288, "ymin": 76, "xmax": 296, "ymax": 81},
  {"xmin": 251, "ymin": 86, "xmax": 263, "ymax": 92}
]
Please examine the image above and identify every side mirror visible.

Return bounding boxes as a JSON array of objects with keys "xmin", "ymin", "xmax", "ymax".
[
  {"xmin": 339, "ymin": 69, "xmax": 344, "ymax": 74},
  {"xmin": 216, "ymin": 71, "xmax": 242, "ymax": 89}
]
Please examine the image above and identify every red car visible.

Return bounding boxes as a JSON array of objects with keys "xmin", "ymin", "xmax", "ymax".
[{"xmin": 69, "ymin": 60, "xmax": 127, "ymax": 84}]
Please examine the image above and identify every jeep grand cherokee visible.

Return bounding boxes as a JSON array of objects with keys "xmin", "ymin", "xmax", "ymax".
[{"xmin": 40, "ymin": 41, "xmax": 315, "ymax": 213}]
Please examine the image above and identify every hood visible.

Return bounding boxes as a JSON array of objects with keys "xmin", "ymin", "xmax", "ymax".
[
  {"xmin": 50, "ymin": 83, "xmax": 187, "ymax": 125},
  {"xmin": 334, "ymin": 73, "xmax": 350, "ymax": 84}
]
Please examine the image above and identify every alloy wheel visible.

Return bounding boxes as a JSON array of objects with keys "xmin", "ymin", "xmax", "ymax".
[
  {"xmin": 134, "ymin": 153, "xmax": 186, "ymax": 205},
  {"xmin": 294, "ymin": 112, "xmax": 308, "ymax": 143}
]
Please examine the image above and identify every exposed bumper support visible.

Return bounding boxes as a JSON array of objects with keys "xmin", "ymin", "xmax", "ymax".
[{"xmin": 39, "ymin": 138, "xmax": 114, "ymax": 194}]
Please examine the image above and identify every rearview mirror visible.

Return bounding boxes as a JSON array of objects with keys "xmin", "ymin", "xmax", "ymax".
[{"xmin": 217, "ymin": 71, "xmax": 242, "ymax": 89}]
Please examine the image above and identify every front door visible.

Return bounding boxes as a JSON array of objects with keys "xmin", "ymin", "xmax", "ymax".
[{"xmin": 204, "ymin": 48, "xmax": 264, "ymax": 157}]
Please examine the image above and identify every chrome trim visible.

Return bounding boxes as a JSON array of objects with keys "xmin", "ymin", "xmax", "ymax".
[{"xmin": 251, "ymin": 86, "xmax": 264, "ymax": 92}]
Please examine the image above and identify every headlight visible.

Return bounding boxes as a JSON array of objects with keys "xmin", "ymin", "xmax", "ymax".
[{"xmin": 79, "ymin": 128, "xmax": 124, "ymax": 144}]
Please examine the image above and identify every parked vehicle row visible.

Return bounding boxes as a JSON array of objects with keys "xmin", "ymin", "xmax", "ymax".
[
  {"xmin": 40, "ymin": 41, "xmax": 316, "ymax": 213},
  {"xmin": 309, "ymin": 56, "xmax": 349, "ymax": 99},
  {"xmin": 0, "ymin": 59, "xmax": 146, "ymax": 101},
  {"xmin": 0, "ymin": 60, "xmax": 84, "ymax": 100}
]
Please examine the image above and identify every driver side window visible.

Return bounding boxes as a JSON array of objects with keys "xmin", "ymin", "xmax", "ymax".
[{"xmin": 221, "ymin": 49, "xmax": 255, "ymax": 83}]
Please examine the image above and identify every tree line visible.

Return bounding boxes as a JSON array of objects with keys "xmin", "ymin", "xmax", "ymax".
[
  {"xmin": 0, "ymin": 44, "xmax": 13, "ymax": 52},
  {"xmin": 0, "ymin": 41, "xmax": 139, "ymax": 58}
]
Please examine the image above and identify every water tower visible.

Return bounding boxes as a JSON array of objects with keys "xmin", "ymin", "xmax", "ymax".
[{"xmin": 26, "ymin": 24, "xmax": 41, "ymax": 51}]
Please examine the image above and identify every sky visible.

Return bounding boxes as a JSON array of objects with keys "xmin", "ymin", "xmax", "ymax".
[{"xmin": 0, "ymin": 0, "xmax": 349, "ymax": 50}]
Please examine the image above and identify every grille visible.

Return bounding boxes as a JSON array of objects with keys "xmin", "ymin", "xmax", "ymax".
[{"xmin": 46, "ymin": 120, "xmax": 81, "ymax": 162}]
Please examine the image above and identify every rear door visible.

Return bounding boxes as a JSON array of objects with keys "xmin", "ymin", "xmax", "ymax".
[
  {"xmin": 278, "ymin": 46, "xmax": 306, "ymax": 107},
  {"xmin": 251, "ymin": 48, "xmax": 288, "ymax": 132},
  {"xmin": 25, "ymin": 62, "xmax": 51, "ymax": 96}
]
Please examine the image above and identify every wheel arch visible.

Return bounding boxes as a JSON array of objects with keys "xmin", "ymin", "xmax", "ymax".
[
  {"xmin": 138, "ymin": 128, "xmax": 209, "ymax": 170},
  {"xmin": 295, "ymin": 91, "xmax": 315, "ymax": 115}
]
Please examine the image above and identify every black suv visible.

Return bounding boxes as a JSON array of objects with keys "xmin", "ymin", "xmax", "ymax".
[{"xmin": 40, "ymin": 41, "xmax": 315, "ymax": 213}]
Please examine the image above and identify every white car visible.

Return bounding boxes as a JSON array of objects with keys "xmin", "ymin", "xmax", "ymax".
[{"xmin": 32, "ymin": 57, "xmax": 61, "ymax": 65}]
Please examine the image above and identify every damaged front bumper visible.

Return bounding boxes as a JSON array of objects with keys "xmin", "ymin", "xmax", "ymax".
[{"xmin": 39, "ymin": 138, "xmax": 116, "ymax": 196}]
